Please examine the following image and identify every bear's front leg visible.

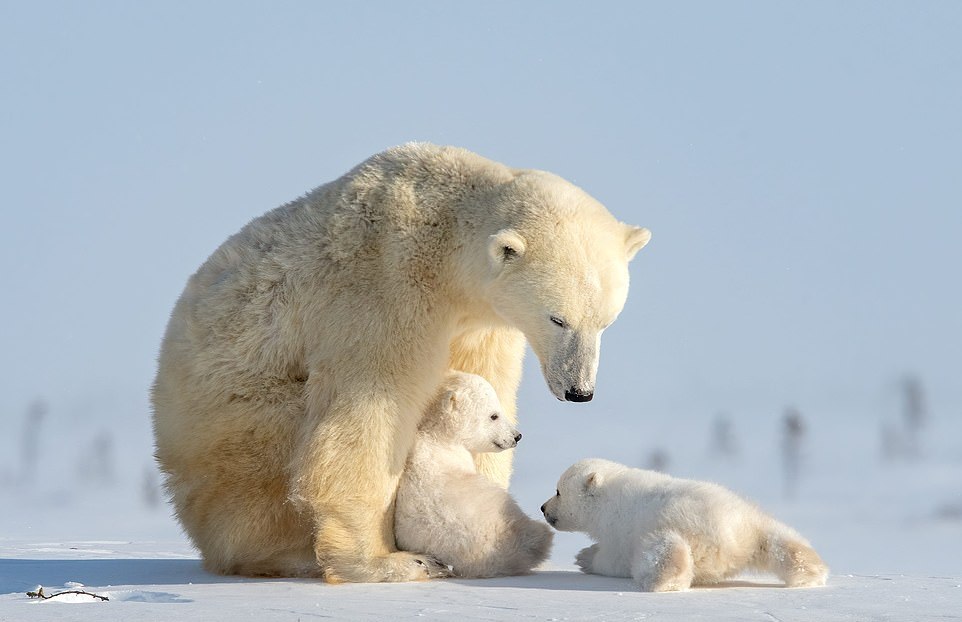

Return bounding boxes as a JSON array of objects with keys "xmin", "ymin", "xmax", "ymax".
[
  {"xmin": 293, "ymin": 386, "xmax": 451, "ymax": 583},
  {"xmin": 576, "ymin": 544, "xmax": 600, "ymax": 574},
  {"xmin": 632, "ymin": 531, "xmax": 694, "ymax": 592},
  {"xmin": 580, "ymin": 542, "xmax": 631, "ymax": 578},
  {"xmin": 449, "ymin": 326, "xmax": 526, "ymax": 488},
  {"xmin": 315, "ymin": 511, "xmax": 450, "ymax": 583}
]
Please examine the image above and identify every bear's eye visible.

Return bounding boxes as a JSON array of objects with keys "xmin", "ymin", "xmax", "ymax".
[
  {"xmin": 490, "ymin": 413, "xmax": 499, "ymax": 420},
  {"xmin": 549, "ymin": 315, "xmax": 567, "ymax": 328}
]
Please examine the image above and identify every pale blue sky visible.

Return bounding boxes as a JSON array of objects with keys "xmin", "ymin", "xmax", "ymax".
[{"xmin": 2, "ymin": 2, "xmax": 960, "ymax": 452}]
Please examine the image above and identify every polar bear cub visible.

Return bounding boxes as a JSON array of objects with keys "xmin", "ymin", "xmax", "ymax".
[
  {"xmin": 395, "ymin": 371, "xmax": 553, "ymax": 578},
  {"xmin": 541, "ymin": 459, "xmax": 828, "ymax": 591}
]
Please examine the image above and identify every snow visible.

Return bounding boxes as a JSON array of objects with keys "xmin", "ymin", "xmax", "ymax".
[
  {"xmin": 505, "ymin": 370, "xmax": 962, "ymax": 579},
  {"xmin": 2, "ymin": 1, "xmax": 961, "ymax": 619},
  {"xmin": 0, "ymin": 329, "xmax": 959, "ymax": 622},
  {"xmin": 1, "ymin": 541, "xmax": 959, "ymax": 621},
  {"xmin": 1, "ymin": 369, "xmax": 960, "ymax": 620}
]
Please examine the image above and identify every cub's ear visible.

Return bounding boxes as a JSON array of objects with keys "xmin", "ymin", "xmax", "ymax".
[
  {"xmin": 488, "ymin": 229, "xmax": 526, "ymax": 269},
  {"xmin": 584, "ymin": 472, "xmax": 603, "ymax": 495},
  {"xmin": 625, "ymin": 226, "xmax": 651, "ymax": 261},
  {"xmin": 441, "ymin": 390, "xmax": 457, "ymax": 413}
]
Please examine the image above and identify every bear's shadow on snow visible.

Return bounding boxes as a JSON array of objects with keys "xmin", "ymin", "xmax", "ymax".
[
  {"xmin": 2, "ymin": 561, "xmax": 785, "ymax": 595},
  {"xmin": 0, "ymin": 558, "xmax": 233, "ymax": 594},
  {"xmin": 453, "ymin": 571, "xmax": 783, "ymax": 592}
]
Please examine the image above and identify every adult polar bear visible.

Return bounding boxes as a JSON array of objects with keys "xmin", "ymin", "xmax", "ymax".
[{"xmin": 152, "ymin": 143, "xmax": 651, "ymax": 582}]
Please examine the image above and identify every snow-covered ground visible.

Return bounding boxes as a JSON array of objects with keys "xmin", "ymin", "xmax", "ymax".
[
  {"xmin": 2, "ymin": 1, "xmax": 960, "ymax": 618},
  {"xmin": 508, "ymin": 375, "xmax": 962, "ymax": 579},
  {"xmin": 0, "ymin": 539, "xmax": 959, "ymax": 621},
  {"xmin": 0, "ymin": 356, "xmax": 959, "ymax": 620}
]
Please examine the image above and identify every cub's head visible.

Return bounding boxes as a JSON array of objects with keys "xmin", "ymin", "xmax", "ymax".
[
  {"xmin": 483, "ymin": 171, "xmax": 650, "ymax": 403},
  {"xmin": 427, "ymin": 371, "xmax": 521, "ymax": 453},
  {"xmin": 541, "ymin": 458, "xmax": 623, "ymax": 532}
]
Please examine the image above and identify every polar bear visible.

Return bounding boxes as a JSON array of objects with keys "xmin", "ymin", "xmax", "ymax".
[
  {"xmin": 541, "ymin": 459, "xmax": 828, "ymax": 591},
  {"xmin": 395, "ymin": 371, "xmax": 553, "ymax": 578},
  {"xmin": 152, "ymin": 143, "xmax": 650, "ymax": 582}
]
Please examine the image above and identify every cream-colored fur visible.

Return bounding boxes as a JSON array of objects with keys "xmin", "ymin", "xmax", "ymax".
[
  {"xmin": 152, "ymin": 144, "xmax": 649, "ymax": 582},
  {"xmin": 542, "ymin": 459, "xmax": 828, "ymax": 591},
  {"xmin": 395, "ymin": 371, "xmax": 552, "ymax": 578}
]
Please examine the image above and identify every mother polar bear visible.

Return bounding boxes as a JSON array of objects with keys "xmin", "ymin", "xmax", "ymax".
[{"xmin": 151, "ymin": 143, "xmax": 651, "ymax": 583}]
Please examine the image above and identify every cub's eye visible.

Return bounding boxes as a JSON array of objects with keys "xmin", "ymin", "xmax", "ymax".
[
  {"xmin": 490, "ymin": 413, "xmax": 499, "ymax": 420},
  {"xmin": 549, "ymin": 315, "xmax": 566, "ymax": 328}
]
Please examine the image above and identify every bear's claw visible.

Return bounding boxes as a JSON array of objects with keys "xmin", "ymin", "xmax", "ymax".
[{"xmin": 416, "ymin": 555, "xmax": 453, "ymax": 578}]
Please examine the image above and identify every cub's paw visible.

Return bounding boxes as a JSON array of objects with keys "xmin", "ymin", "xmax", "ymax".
[{"xmin": 576, "ymin": 544, "xmax": 599, "ymax": 574}]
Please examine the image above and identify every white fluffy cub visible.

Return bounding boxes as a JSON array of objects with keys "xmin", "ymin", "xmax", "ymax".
[
  {"xmin": 395, "ymin": 371, "xmax": 553, "ymax": 578},
  {"xmin": 541, "ymin": 459, "xmax": 828, "ymax": 591}
]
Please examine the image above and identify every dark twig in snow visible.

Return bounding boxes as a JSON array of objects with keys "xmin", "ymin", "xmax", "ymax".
[{"xmin": 26, "ymin": 586, "xmax": 109, "ymax": 601}]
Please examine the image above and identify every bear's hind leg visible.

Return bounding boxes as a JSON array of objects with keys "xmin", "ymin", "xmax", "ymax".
[
  {"xmin": 632, "ymin": 531, "xmax": 694, "ymax": 592},
  {"xmin": 486, "ymin": 514, "xmax": 552, "ymax": 577},
  {"xmin": 519, "ymin": 519, "xmax": 553, "ymax": 570},
  {"xmin": 439, "ymin": 476, "xmax": 551, "ymax": 578},
  {"xmin": 758, "ymin": 528, "xmax": 828, "ymax": 588}
]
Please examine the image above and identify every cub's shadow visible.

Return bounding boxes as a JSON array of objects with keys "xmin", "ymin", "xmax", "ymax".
[
  {"xmin": 452, "ymin": 571, "xmax": 783, "ymax": 592},
  {"xmin": 452, "ymin": 570, "xmax": 631, "ymax": 592}
]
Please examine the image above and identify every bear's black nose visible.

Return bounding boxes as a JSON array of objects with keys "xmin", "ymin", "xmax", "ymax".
[
  {"xmin": 514, "ymin": 432, "xmax": 522, "ymax": 443},
  {"xmin": 564, "ymin": 388, "xmax": 594, "ymax": 402},
  {"xmin": 540, "ymin": 503, "xmax": 546, "ymax": 513}
]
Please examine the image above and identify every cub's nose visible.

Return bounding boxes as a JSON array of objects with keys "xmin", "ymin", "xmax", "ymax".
[
  {"xmin": 540, "ymin": 503, "xmax": 546, "ymax": 513},
  {"xmin": 564, "ymin": 388, "xmax": 594, "ymax": 402},
  {"xmin": 514, "ymin": 432, "xmax": 522, "ymax": 443}
]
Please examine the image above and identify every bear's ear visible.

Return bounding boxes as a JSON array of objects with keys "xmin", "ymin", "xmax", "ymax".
[
  {"xmin": 441, "ymin": 389, "xmax": 457, "ymax": 414},
  {"xmin": 488, "ymin": 229, "xmax": 526, "ymax": 269},
  {"xmin": 625, "ymin": 226, "xmax": 651, "ymax": 261},
  {"xmin": 584, "ymin": 471, "xmax": 603, "ymax": 495}
]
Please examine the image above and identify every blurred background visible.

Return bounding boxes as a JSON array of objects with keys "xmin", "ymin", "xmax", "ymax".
[{"xmin": 1, "ymin": 2, "xmax": 959, "ymax": 576}]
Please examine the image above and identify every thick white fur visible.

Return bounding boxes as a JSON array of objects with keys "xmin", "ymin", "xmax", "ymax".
[
  {"xmin": 395, "ymin": 371, "xmax": 552, "ymax": 578},
  {"xmin": 151, "ymin": 144, "xmax": 649, "ymax": 582},
  {"xmin": 542, "ymin": 459, "xmax": 828, "ymax": 591}
]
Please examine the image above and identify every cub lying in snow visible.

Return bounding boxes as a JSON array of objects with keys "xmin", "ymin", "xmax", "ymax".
[
  {"xmin": 541, "ymin": 458, "xmax": 828, "ymax": 591},
  {"xmin": 395, "ymin": 371, "xmax": 553, "ymax": 578}
]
